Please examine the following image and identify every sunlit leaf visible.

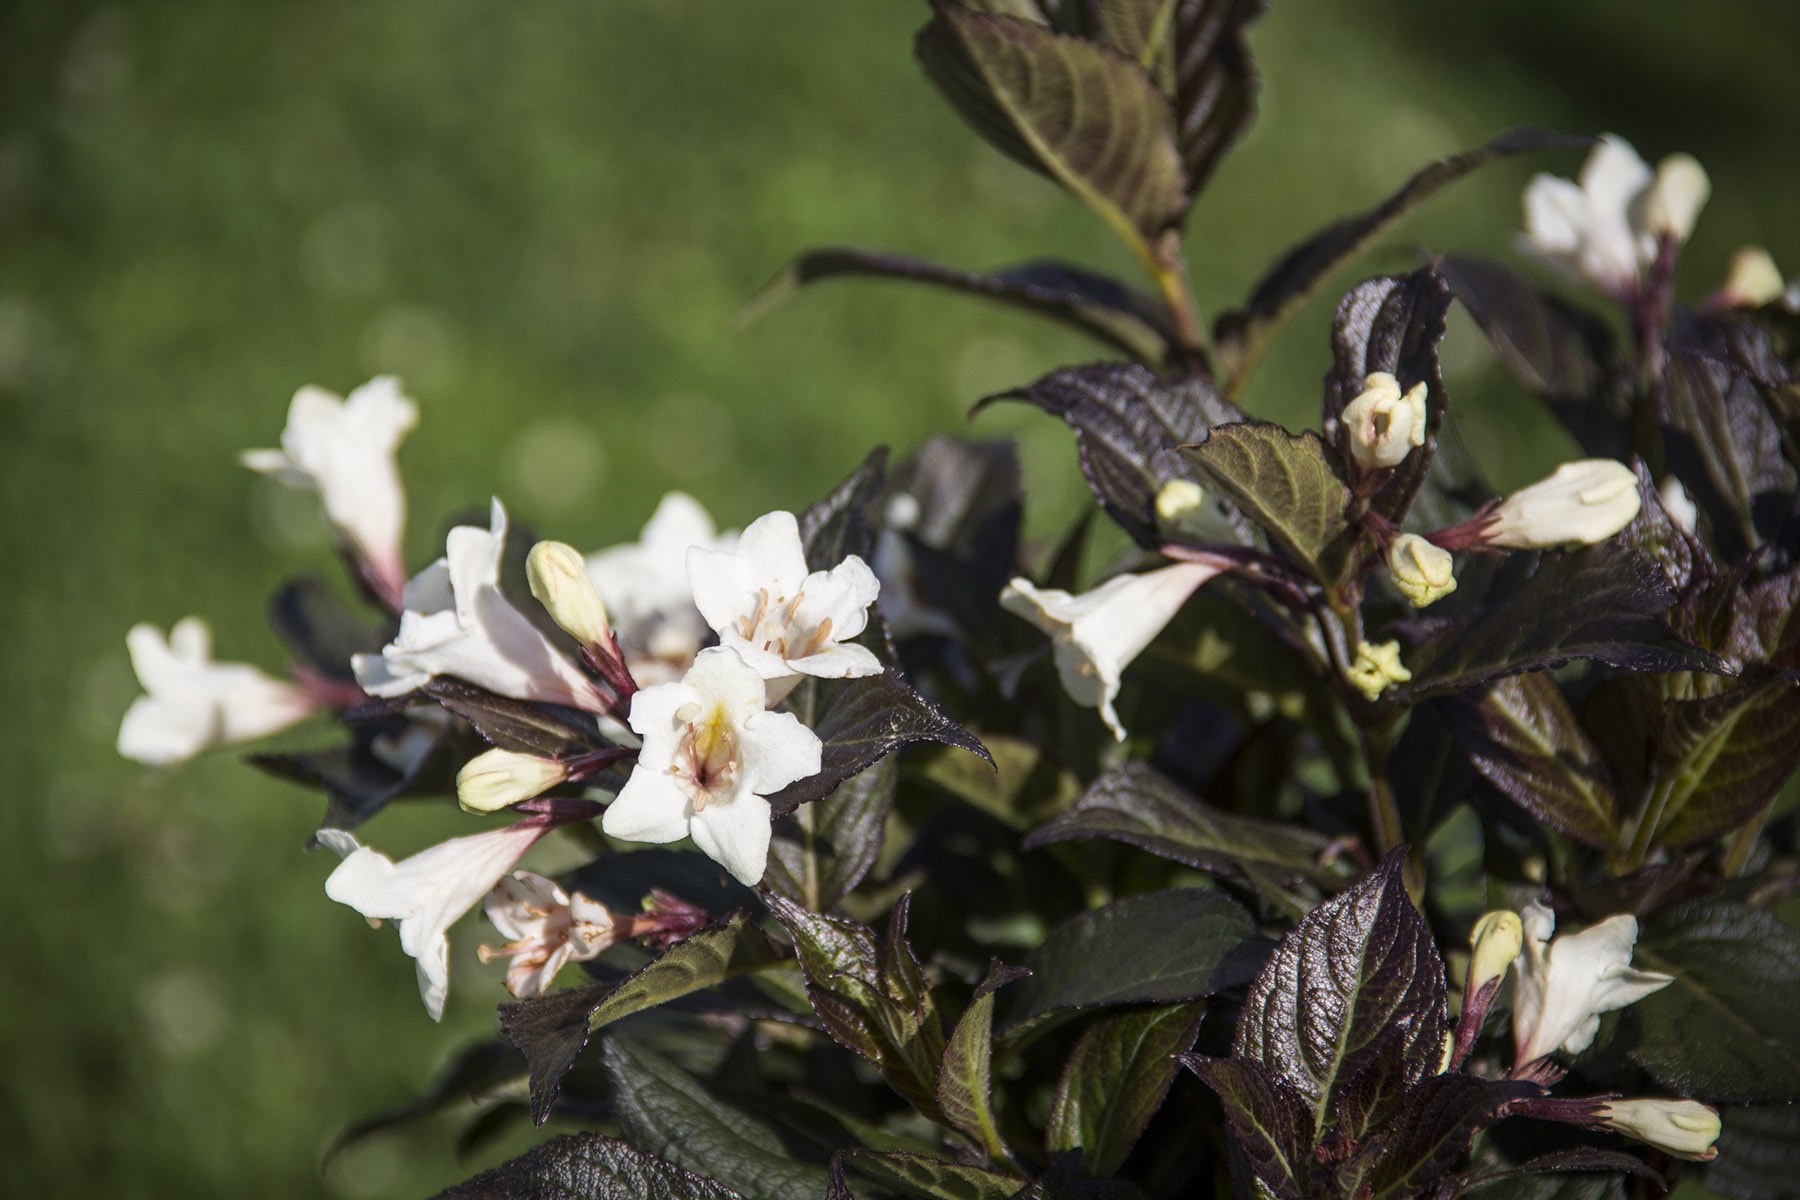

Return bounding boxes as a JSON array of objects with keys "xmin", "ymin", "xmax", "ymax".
[
  {"xmin": 1179, "ymin": 421, "xmax": 1353, "ymax": 584},
  {"xmin": 1047, "ymin": 1000, "xmax": 1206, "ymax": 1176}
]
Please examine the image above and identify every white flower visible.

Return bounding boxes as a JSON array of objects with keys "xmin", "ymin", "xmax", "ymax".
[
  {"xmin": 479, "ymin": 870, "xmax": 619, "ymax": 998},
  {"xmin": 1387, "ymin": 534, "xmax": 1457, "ymax": 608},
  {"xmin": 319, "ymin": 822, "xmax": 548, "ymax": 1020},
  {"xmin": 1511, "ymin": 901, "xmax": 1673, "ymax": 1065},
  {"xmin": 242, "ymin": 378, "xmax": 418, "ymax": 606},
  {"xmin": 586, "ymin": 492, "xmax": 734, "ymax": 686},
  {"xmin": 354, "ymin": 500, "xmax": 608, "ymax": 710},
  {"xmin": 1657, "ymin": 475, "xmax": 1699, "ymax": 533},
  {"xmin": 118, "ymin": 617, "xmax": 315, "ymax": 765},
  {"xmin": 1597, "ymin": 1098, "xmax": 1721, "ymax": 1162},
  {"xmin": 1485, "ymin": 460, "xmax": 1642, "ymax": 549},
  {"xmin": 1001, "ymin": 562, "xmax": 1221, "ymax": 741},
  {"xmin": 1341, "ymin": 372, "xmax": 1427, "ymax": 471},
  {"xmin": 1522, "ymin": 135, "xmax": 1708, "ymax": 299},
  {"xmin": 457, "ymin": 748, "xmax": 571, "ymax": 814},
  {"xmin": 688, "ymin": 509, "xmax": 883, "ymax": 701},
  {"xmin": 1719, "ymin": 246, "xmax": 1786, "ymax": 308},
  {"xmin": 601, "ymin": 646, "xmax": 822, "ymax": 886},
  {"xmin": 1346, "ymin": 639, "xmax": 1411, "ymax": 702}
]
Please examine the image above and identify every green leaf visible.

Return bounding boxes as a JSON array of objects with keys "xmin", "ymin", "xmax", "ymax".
[
  {"xmin": 1047, "ymin": 1000, "xmax": 1206, "ymax": 1176},
  {"xmin": 1648, "ymin": 671, "xmax": 1800, "ymax": 847},
  {"xmin": 1233, "ymin": 849, "xmax": 1448, "ymax": 1142},
  {"xmin": 762, "ymin": 892, "xmax": 946, "ymax": 1116},
  {"xmin": 1181, "ymin": 1055, "xmax": 1312, "ymax": 1200},
  {"xmin": 499, "ymin": 913, "xmax": 784, "ymax": 1123},
  {"xmin": 1179, "ymin": 421, "xmax": 1353, "ymax": 584},
  {"xmin": 839, "ymin": 1149, "xmax": 1021, "ymax": 1200},
  {"xmin": 917, "ymin": 8, "xmax": 1189, "ymax": 260},
  {"xmin": 921, "ymin": 733, "xmax": 1084, "ymax": 831},
  {"xmin": 766, "ymin": 755, "xmax": 898, "ymax": 910},
  {"xmin": 423, "ymin": 677, "xmax": 609, "ymax": 758},
  {"xmin": 1009, "ymin": 888, "xmax": 1265, "ymax": 1026},
  {"xmin": 435, "ymin": 1132, "xmax": 746, "ymax": 1200},
  {"xmin": 1439, "ymin": 254, "xmax": 1630, "ymax": 460},
  {"xmin": 1628, "ymin": 899, "xmax": 1800, "ymax": 1103},
  {"xmin": 1214, "ymin": 130, "xmax": 1588, "ymax": 384},
  {"xmin": 601, "ymin": 1038, "xmax": 831, "ymax": 1200},
  {"xmin": 1089, "ymin": 0, "xmax": 1266, "ymax": 197},
  {"xmin": 1450, "ymin": 672, "xmax": 1620, "ymax": 849},
  {"xmin": 935, "ymin": 963, "xmax": 1023, "ymax": 1161},
  {"xmin": 1396, "ymin": 543, "xmax": 1727, "ymax": 700},
  {"xmin": 1024, "ymin": 760, "xmax": 1351, "ymax": 887},
  {"xmin": 741, "ymin": 248, "xmax": 1176, "ymax": 363},
  {"xmin": 979, "ymin": 362, "xmax": 1243, "ymax": 547}
]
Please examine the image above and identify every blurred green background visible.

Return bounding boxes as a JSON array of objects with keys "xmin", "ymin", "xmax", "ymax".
[{"xmin": 3, "ymin": 0, "xmax": 1795, "ymax": 1194}]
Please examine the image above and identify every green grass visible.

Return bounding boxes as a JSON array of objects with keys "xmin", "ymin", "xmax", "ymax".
[{"xmin": 3, "ymin": 0, "xmax": 1796, "ymax": 1193}]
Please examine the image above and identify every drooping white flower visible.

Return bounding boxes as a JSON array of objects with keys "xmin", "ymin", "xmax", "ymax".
[
  {"xmin": 1522, "ymin": 135, "xmax": 1708, "ymax": 299},
  {"xmin": 1511, "ymin": 901, "xmax": 1673, "ymax": 1066},
  {"xmin": 241, "ymin": 377, "xmax": 418, "ymax": 606},
  {"xmin": 353, "ymin": 500, "xmax": 609, "ymax": 710},
  {"xmin": 1346, "ymin": 639, "xmax": 1412, "ymax": 702},
  {"xmin": 601, "ymin": 646, "xmax": 822, "ymax": 886},
  {"xmin": 479, "ymin": 870, "xmax": 619, "ymax": 998},
  {"xmin": 586, "ymin": 492, "xmax": 735, "ymax": 686},
  {"xmin": 318, "ymin": 822, "xmax": 549, "ymax": 1021},
  {"xmin": 1341, "ymin": 372, "xmax": 1427, "ymax": 471},
  {"xmin": 688, "ymin": 510, "xmax": 883, "ymax": 700},
  {"xmin": 1387, "ymin": 533, "xmax": 1457, "ymax": 608},
  {"xmin": 1596, "ymin": 1098, "xmax": 1721, "ymax": 1162},
  {"xmin": 118, "ymin": 617, "xmax": 316, "ymax": 765},
  {"xmin": 1484, "ymin": 460, "xmax": 1642, "ymax": 549},
  {"xmin": 1001, "ymin": 561, "xmax": 1221, "ymax": 741}
]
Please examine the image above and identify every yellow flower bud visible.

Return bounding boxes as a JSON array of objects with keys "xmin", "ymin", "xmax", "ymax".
[
  {"xmin": 1347, "ymin": 639, "xmax": 1411, "ymax": 702},
  {"xmin": 527, "ymin": 540, "xmax": 613, "ymax": 648},
  {"xmin": 1387, "ymin": 534, "xmax": 1457, "ymax": 608},
  {"xmin": 457, "ymin": 748, "xmax": 569, "ymax": 814},
  {"xmin": 1341, "ymin": 372, "xmax": 1427, "ymax": 471},
  {"xmin": 1723, "ymin": 246, "xmax": 1785, "ymax": 308},
  {"xmin": 1467, "ymin": 909, "xmax": 1524, "ymax": 997},
  {"xmin": 1155, "ymin": 479, "xmax": 1207, "ymax": 532},
  {"xmin": 1642, "ymin": 153, "xmax": 1710, "ymax": 244}
]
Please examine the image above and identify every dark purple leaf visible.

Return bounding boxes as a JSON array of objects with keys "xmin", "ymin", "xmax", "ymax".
[
  {"xmin": 1182, "ymin": 1055, "xmax": 1312, "ymax": 1199},
  {"xmin": 1651, "ymin": 670, "xmax": 1800, "ymax": 847},
  {"xmin": 268, "ymin": 575, "xmax": 390, "ymax": 681},
  {"xmin": 423, "ymin": 677, "xmax": 611, "ymax": 758},
  {"xmin": 799, "ymin": 447, "xmax": 889, "ymax": 573},
  {"xmin": 434, "ymin": 1132, "xmax": 745, "ymax": 1200},
  {"xmin": 765, "ymin": 755, "xmax": 897, "ymax": 910},
  {"xmin": 1359, "ymin": 1073, "xmax": 1537, "ymax": 1198},
  {"xmin": 1046, "ymin": 1000, "xmax": 1207, "ymax": 1177}
]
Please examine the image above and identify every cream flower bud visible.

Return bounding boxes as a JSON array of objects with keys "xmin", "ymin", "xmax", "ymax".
[
  {"xmin": 457, "ymin": 748, "xmax": 571, "ymax": 814},
  {"xmin": 1155, "ymin": 479, "xmax": 1207, "ymax": 532},
  {"xmin": 1387, "ymin": 534, "xmax": 1457, "ymax": 608},
  {"xmin": 1640, "ymin": 154, "xmax": 1710, "ymax": 244},
  {"xmin": 1597, "ymin": 1098, "xmax": 1721, "ymax": 1162},
  {"xmin": 1347, "ymin": 639, "xmax": 1411, "ymax": 702},
  {"xmin": 1721, "ymin": 246, "xmax": 1785, "ymax": 308},
  {"xmin": 1341, "ymin": 372, "xmax": 1427, "ymax": 471},
  {"xmin": 528, "ymin": 540, "xmax": 613, "ymax": 648},
  {"xmin": 1467, "ymin": 910, "xmax": 1524, "ymax": 997},
  {"xmin": 1485, "ymin": 460, "xmax": 1641, "ymax": 549}
]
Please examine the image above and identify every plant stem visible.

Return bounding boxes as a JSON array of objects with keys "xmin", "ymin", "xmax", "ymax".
[
  {"xmin": 1361, "ymin": 719, "xmax": 1405, "ymax": 856},
  {"xmin": 1150, "ymin": 230, "xmax": 1209, "ymax": 370}
]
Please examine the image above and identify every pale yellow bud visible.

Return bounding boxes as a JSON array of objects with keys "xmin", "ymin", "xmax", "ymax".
[
  {"xmin": 1486, "ymin": 460, "xmax": 1641, "ymax": 549},
  {"xmin": 457, "ymin": 748, "xmax": 569, "ymax": 814},
  {"xmin": 527, "ymin": 540, "xmax": 613, "ymax": 648},
  {"xmin": 1387, "ymin": 534, "xmax": 1457, "ymax": 608},
  {"xmin": 1155, "ymin": 479, "xmax": 1207, "ymax": 531},
  {"xmin": 1467, "ymin": 909, "xmax": 1524, "ymax": 996},
  {"xmin": 1642, "ymin": 154, "xmax": 1710, "ymax": 244},
  {"xmin": 1347, "ymin": 639, "xmax": 1411, "ymax": 702},
  {"xmin": 1723, "ymin": 246, "xmax": 1785, "ymax": 308},
  {"xmin": 1341, "ymin": 372, "xmax": 1427, "ymax": 471},
  {"xmin": 1598, "ymin": 1098, "xmax": 1721, "ymax": 1162}
]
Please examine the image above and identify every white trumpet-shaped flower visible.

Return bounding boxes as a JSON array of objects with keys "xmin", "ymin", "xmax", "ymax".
[
  {"xmin": 479, "ymin": 870, "xmax": 619, "ymax": 998},
  {"xmin": 1522, "ymin": 135, "xmax": 1709, "ymax": 299},
  {"xmin": 602, "ymin": 646, "xmax": 821, "ymax": 886},
  {"xmin": 1597, "ymin": 1098, "xmax": 1721, "ymax": 1162},
  {"xmin": 242, "ymin": 377, "xmax": 418, "ymax": 605},
  {"xmin": 318, "ymin": 822, "xmax": 549, "ymax": 1021},
  {"xmin": 1341, "ymin": 372, "xmax": 1427, "ymax": 471},
  {"xmin": 118, "ymin": 617, "xmax": 315, "ymax": 765},
  {"xmin": 1484, "ymin": 459, "xmax": 1642, "ymax": 549},
  {"xmin": 586, "ymin": 492, "xmax": 735, "ymax": 686},
  {"xmin": 1511, "ymin": 901, "xmax": 1673, "ymax": 1065},
  {"xmin": 688, "ymin": 510, "xmax": 882, "ymax": 701},
  {"xmin": 354, "ymin": 500, "xmax": 608, "ymax": 710},
  {"xmin": 1001, "ymin": 561, "xmax": 1222, "ymax": 741}
]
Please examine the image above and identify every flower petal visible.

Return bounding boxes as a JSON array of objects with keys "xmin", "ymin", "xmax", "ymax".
[
  {"xmin": 602, "ymin": 768, "xmax": 695, "ymax": 844},
  {"xmin": 739, "ymin": 708, "xmax": 823, "ymax": 795},
  {"xmin": 689, "ymin": 793, "xmax": 774, "ymax": 887}
]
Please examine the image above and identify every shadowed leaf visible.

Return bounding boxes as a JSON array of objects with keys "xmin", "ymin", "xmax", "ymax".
[
  {"xmin": 766, "ymin": 755, "xmax": 897, "ymax": 910},
  {"xmin": 423, "ymin": 677, "xmax": 609, "ymax": 758},
  {"xmin": 434, "ymin": 1132, "xmax": 745, "ymax": 1200},
  {"xmin": 1182, "ymin": 1055, "xmax": 1311, "ymax": 1199},
  {"xmin": 1649, "ymin": 671, "xmax": 1800, "ymax": 847},
  {"xmin": 1047, "ymin": 1000, "xmax": 1206, "ymax": 1176},
  {"xmin": 839, "ymin": 1149, "xmax": 1021, "ymax": 1200},
  {"xmin": 1359, "ymin": 1073, "xmax": 1537, "ymax": 1198}
]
